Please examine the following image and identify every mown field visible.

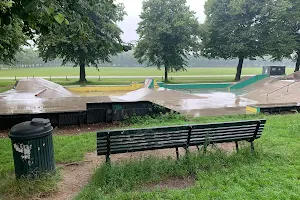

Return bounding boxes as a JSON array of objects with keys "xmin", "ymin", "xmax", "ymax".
[
  {"xmin": 0, "ymin": 67, "xmax": 294, "ymax": 93},
  {"xmin": 0, "ymin": 67, "xmax": 294, "ymax": 77},
  {"xmin": 0, "ymin": 113, "xmax": 300, "ymax": 199}
]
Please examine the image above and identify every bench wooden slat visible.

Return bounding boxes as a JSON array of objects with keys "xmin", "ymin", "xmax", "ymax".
[
  {"xmin": 190, "ymin": 135, "xmax": 260, "ymax": 146},
  {"xmin": 191, "ymin": 127, "xmax": 257, "ymax": 136},
  {"xmin": 109, "ymin": 132, "xmax": 188, "ymax": 142},
  {"xmin": 109, "ymin": 137, "xmax": 188, "ymax": 149},
  {"xmin": 109, "ymin": 129, "xmax": 189, "ymax": 139},
  {"xmin": 191, "ymin": 128, "xmax": 264, "ymax": 138},
  {"xmin": 191, "ymin": 124, "xmax": 257, "ymax": 132},
  {"xmin": 190, "ymin": 120, "xmax": 264, "ymax": 130},
  {"xmin": 108, "ymin": 126, "xmax": 191, "ymax": 137},
  {"xmin": 110, "ymin": 142, "xmax": 187, "ymax": 155}
]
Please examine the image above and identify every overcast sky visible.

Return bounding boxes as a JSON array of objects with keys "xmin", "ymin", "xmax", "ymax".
[{"xmin": 116, "ymin": 0, "xmax": 206, "ymax": 42}]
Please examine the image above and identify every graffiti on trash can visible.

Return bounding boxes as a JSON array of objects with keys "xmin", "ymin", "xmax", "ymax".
[{"xmin": 13, "ymin": 143, "xmax": 32, "ymax": 161}]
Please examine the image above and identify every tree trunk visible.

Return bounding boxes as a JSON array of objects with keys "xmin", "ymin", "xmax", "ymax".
[
  {"xmin": 79, "ymin": 63, "xmax": 87, "ymax": 83},
  {"xmin": 235, "ymin": 57, "xmax": 244, "ymax": 81},
  {"xmin": 164, "ymin": 66, "xmax": 168, "ymax": 82},
  {"xmin": 294, "ymin": 52, "xmax": 300, "ymax": 72}
]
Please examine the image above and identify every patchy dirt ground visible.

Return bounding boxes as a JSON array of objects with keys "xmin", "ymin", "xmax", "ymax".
[
  {"xmin": 0, "ymin": 122, "xmax": 122, "ymax": 138},
  {"xmin": 42, "ymin": 153, "xmax": 103, "ymax": 200}
]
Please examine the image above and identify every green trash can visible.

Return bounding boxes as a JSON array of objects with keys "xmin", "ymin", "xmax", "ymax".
[{"xmin": 9, "ymin": 118, "xmax": 55, "ymax": 179}]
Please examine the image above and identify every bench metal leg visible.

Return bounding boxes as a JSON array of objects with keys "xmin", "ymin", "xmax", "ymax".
[
  {"xmin": 235, "ymin": 141, "xmax": 239, "ymax": 152},
  {"xmin": 250, "ymin": 142, "xmax": 254, "ymax": 152},
  {"xmin": 196, "ymin": 145, "xmax": 200, "ymax": 151},
  {"xmin": 106, "ymin": 154, "xmax": 110, "ymax": 163},
  {"xmin": 176, "ymin": 147, "xmax": 179, "ymax": 160}
]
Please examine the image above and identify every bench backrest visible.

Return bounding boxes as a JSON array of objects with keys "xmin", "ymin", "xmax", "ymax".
[
  {"xmin": 97, "ymin": 119, "xmax": 266, "ymax": 156},
  {"xmin": 189, "ymin": 120, "xmax": 266, "ymax": 146}
]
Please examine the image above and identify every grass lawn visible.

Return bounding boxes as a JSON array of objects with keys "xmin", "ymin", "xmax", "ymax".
[
  {"xmin": 0, "ymin": 80, "xmax": 15, "ymax": 93},
  {"xmin": 0, "ymin": 113, "xmax": 300, "ymax": 199},
  {"xmin": 0, "ymin": 67, "xmax": 295, "ymax": 77}
]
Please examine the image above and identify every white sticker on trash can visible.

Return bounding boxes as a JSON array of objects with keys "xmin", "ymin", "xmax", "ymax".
[{"xmin": 13, "ymin": 143, "xmax": 32, "ymax": 161}]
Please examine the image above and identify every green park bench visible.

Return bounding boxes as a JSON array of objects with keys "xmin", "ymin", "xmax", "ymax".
[{"xmin": 97, "ymin": 119, "xmax": 267, "ymax": 163}]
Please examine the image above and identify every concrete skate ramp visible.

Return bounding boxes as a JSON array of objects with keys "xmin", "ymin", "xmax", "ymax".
[
  {"xmin": 115, "ymin": 78, "xmax": 156, "ymax": 101},
  {"xmin": 230, "ymin": 74, "xmax": 269, "ymax": 90},
  {"xmin": 15, "ymin": 78, "xmax": 74, "ymax": 98},
  {"xmin": 0, "ymin": 95, "xmax": 117, "ymax": 114},
  {"xmin": 243, "ymin": 78, "xmax": 300, "ymax": 104},
  {"xmin": 116, "ymin": 88, "xmax": 152, "ymax": 101},
  {"xmin": 242, "ymin": 77, "xmax": 277, "ymax": 92},
  {"xmin": 141, "ymin": 90, "xmax": 203, "ymax": 101}
]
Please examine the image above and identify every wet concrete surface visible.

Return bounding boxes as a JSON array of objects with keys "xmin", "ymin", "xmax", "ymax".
[
  {"xmin": 146, "ymin": 90, "xmax": 256, "ymax": 117},
  {"xmin": 15, "ymin": 78, "xmax": 74, "ymax": 98},
  {"xmin": 3, "ymin": 77, "xmax": 300, "ymax": 117},
  {"xmin": 0, "ymin": 86, "xmax": 251, "ymax": 117},
  {"xmin": 0, "ymin": 95, "xmax": 117, "ymax": 114}
]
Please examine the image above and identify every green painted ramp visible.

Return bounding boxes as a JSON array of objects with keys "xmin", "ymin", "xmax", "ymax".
[{"xmin": 230, "ymin": 74, "xmax": 269, "ymax": 90}]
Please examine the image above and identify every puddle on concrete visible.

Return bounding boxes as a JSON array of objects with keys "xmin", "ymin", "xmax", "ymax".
[{"xmin": 152, "ymin": 92, "xmax": 255, "ymax": 110}]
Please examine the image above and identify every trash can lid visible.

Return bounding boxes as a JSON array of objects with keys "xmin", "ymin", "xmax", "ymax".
[{"xmin": 9, "ymin": 118, "xmax": 53, "ymax": 140}]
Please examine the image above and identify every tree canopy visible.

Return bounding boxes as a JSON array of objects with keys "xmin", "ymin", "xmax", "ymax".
[
  {"xmin": 201, "ymin": 0, "xmax": 296, "ymax": 81},
  {"xmin": 134, "ymin": 0, "xmax": 201, "ymax": 82},
  {"xmin": 280, "ymin": 0, "xmax": 300, "ymax": 72},
  {"xmin": 37, "ymin": 0, "xmax": 127, "ymax": 83},
  {"xmin": 0, "ymin": 0, "xmax": 68, "ymax": 63}
]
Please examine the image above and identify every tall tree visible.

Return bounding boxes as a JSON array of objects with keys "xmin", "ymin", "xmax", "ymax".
[
  {"xmin": 0, "ymin": 18, "xmax": 26, "ymax": 64},
  {"xmin": 201, "ymin": 0, "xmax": 295, "ymax": 81},
  {"xmin": 134, "ymin": 0, "xmax": 201, "ymax": 82},
  {"xmin": 37, "ymin": 0, "xmax": 128, "ymax": 83},
  {"xmin": 281, "ymin": 0, "xmax": 300, "ymax": 72}
]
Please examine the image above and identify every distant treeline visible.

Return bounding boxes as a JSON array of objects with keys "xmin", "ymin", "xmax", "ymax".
[{"xmin": 1, "ymin": 49, "xmax": 295, "ymax": 68}]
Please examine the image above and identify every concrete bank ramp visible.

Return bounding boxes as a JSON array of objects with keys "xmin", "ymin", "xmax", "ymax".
[
  {"xmin": 15, "ymin": 78, "xmax": 74, "ymax": 98},
  {"xmin": 243, "ymin": 78, "xmax": 300, "ymax": 104},
  {"xmin": 230, "ymin": 74, "xmax": 269, "ymax": 90},
  {"xmin": 115, "ymin": 78, "xmax": 156, "ymax": 101},
  {"xmin": 116, "ymin": 88, "xmax": 152, "ymax": 101}
]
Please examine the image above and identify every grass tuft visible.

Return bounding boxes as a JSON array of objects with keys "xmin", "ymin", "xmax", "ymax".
[{"xmin": 0, "ymin": 172, "xmax": 60, "ymax": 200}]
